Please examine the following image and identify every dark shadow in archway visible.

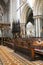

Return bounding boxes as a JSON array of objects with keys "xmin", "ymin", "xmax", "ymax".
[{"xmin": 25, "ymin": 9, "xmax": 35, "ymax": 37}]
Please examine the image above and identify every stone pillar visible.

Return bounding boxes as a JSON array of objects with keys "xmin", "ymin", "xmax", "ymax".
[
  {"xmin": 20, "ymin": 23, "xmax": 26, "ymax": 38},
  {"xmin": 12, "ymin": 0, "xmax": 17, "ymax": 21},
  {"xmin": 38, "ymin": 18, "xmax": 41, "ymax": 37},
  {"xmin": 34, "ymin": 15, "xmax": 42, "ymax": 37},
  {"xmin": 35, "ymin": 18, "xmax": 38, "ymax": 37},
  {"xmin": 9, "ymin": 0, "xmax": 13, "ymax": 29}
]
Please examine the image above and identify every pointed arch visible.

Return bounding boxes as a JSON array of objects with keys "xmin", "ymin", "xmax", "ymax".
[
  {"xmin": 33, "ymin": 0, "xmax": 43, "ymax": 16},
  {"xmin": 20, "ymin": 3, "xmax": 31, "ymax": 24}
]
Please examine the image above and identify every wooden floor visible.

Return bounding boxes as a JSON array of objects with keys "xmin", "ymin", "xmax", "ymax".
[{"xmin": 0, "ymin": 45, "xmax": 43, "ymax": 65}]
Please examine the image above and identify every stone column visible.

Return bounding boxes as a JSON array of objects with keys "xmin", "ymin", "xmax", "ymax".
[
  {"xmin": 20, "ymin": 23, "xmax": 26, "ymax": 38},
  {"xmin": 34, "ymin": 15, "xmax": 42, "ymax": 37},
  {"xmin": 38, "ymin": 18, "xmax": 41, "ymax": 37},
  {"xmin": 35, "ymin": 18, "xmax": 38, "ymax": 37},
  {"xmin": 9, "ymin": 0, "xmax": 13, "ymax": 29}
]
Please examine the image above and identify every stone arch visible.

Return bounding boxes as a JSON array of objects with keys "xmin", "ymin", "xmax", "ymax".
[
  {"xmin": 20, "ymin": 3, "xmax": 34, "ymax": 38},
  {"xmin": 33, "ymin": 0, "xmax": 43, "ymax": 16},
  {"xmin": 20, "ymin": 3, "xmax": 31, "ymax": 24},
  {"xmin": 33, "ymin": 0, "xmax": 43, "ymax": 37}
]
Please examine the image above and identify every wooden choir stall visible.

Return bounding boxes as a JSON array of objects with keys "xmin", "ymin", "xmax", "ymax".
[{"xmin": 0, "ymin": 23, "xmax": 10, "ymax": 45}]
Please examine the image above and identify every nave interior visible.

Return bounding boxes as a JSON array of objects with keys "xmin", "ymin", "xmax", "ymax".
[{"xmin": 0, "ymin": 0, "xmax": 43, "ymax": 65}]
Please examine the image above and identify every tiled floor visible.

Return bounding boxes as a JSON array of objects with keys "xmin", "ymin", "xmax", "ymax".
[
  {"xmin": 0, "ymin": 59, "xmax": 3, "ymax": 65},
  {"xmin": 0, "ymin": 45, "xmax": 43, "ymax": 65}
]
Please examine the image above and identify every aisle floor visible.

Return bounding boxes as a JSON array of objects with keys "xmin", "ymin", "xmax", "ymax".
[{"xmin": 0, "ymin": 45, "xmax": 43, "ymax": 65}]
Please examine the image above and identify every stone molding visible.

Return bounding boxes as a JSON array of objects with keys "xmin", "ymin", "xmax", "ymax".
[{"xmin": 33, "ymin": 15, "xmax": 43, "ymax": 19}]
